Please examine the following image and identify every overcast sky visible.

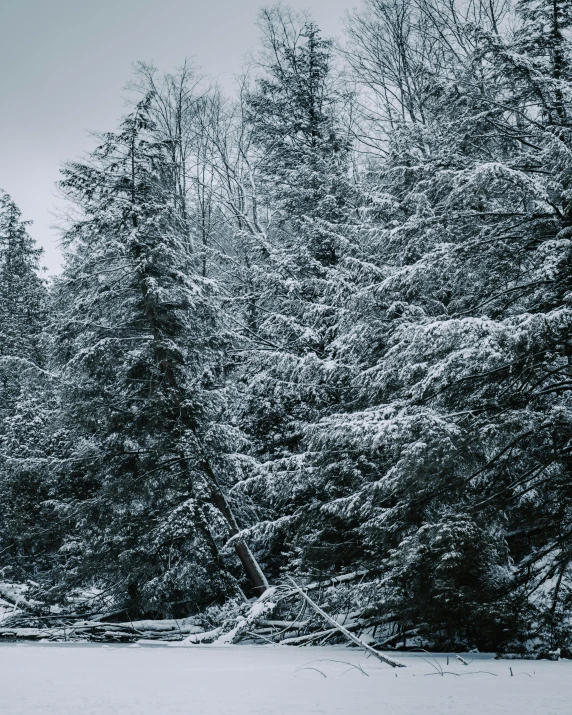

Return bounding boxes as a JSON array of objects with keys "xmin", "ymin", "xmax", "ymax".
[{"xmin": 1, "ymin": 0, "xmax": 352, "ymax": 273}]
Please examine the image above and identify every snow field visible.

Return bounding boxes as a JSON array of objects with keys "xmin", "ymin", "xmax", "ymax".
[{"xmin": 0, "ymin": 644, "xmax": 570, "ymax": 715}]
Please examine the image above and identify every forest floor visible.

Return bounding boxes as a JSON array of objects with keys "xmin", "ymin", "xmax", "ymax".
[{"xmin": 0, "ymin": 644, "xmax": 569, "ymax": 714}]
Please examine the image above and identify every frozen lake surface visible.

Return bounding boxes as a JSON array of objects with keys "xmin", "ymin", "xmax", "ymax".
[{"xmin": 0, "ymin": 643, "xmax": 570, "ymax": 714}]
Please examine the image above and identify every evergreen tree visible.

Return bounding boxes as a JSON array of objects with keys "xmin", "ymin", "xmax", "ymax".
[
  {"xmin": 285, "ymin": 0, "xmax": 572, "ymax": 649},
  {"xmin": 52, "ymin": 99, "xmax": 266, "ymax": 615},
  {"xmin": 0, "ymin": 190, "xmax": 45, "ymax": 384},
  {"xmin": 247, "ymin": 10, "xmax": 351, "ymax": 263},
  {"xmin": 230, "ymin": 9, "xmax": 359, "ymax": 580},
  {"xmin": 0, "ymin": 191, "xmax": 53, "ymax": 581}
]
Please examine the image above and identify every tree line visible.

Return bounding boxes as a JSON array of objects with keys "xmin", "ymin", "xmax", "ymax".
[{"xmin": 1, "ymin": 0, "xmax": 572, "ymax": 653}]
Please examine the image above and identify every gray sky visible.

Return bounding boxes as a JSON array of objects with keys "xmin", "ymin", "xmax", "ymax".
[{"xmin": 0, "ymin": 0, "xmax": 352, "ymax": 274}]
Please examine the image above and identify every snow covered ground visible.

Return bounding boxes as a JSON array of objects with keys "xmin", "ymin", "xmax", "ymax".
[{"xmin": 0, "ymin": 643, "xmax": 570, "ymax": 714}]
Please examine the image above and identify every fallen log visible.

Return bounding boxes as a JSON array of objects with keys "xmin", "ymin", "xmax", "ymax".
[
  {"xmin": 172, "ymin": 626, "xmax": 223, "ymax": 645},
  {"xmin": 0, "ymin": 616, "xmax": 204, "ymax": 642},
  {"xmin": 0, "ymin": 628, "xmax": 53, "ymax": 640},
  {"xmin": 287, "ymin": 578, "xmax": 405, "ymax": 668},
  {"xmin": 280, "ymin": 627, "xmax": 340, "ymax": 646}
]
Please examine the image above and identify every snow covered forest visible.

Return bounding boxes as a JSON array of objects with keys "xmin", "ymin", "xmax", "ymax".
[{"xmin": 1, "ymin": 0, "xmax": 572, "ymax": 657}]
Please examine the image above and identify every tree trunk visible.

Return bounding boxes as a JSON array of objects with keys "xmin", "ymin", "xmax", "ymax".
[{"xmin": 202, "ymin": 459, "xmax": 269, "ymax": 596}]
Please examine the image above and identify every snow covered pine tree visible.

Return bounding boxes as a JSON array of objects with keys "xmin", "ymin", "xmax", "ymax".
[
  {"xmin": 53, "ymin": 98, "xmax": 266, "ymax": 616},
  {"xmin": 0, "ymin": 191, "xmax": 54, "ymax": 582},
  {"xmin": 296, "ymin": 0, "xmax": 572, "ymax": 650},
  {"xmin": 231, "ymin": 8, "xmax": 360, "ymax": 581}
]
